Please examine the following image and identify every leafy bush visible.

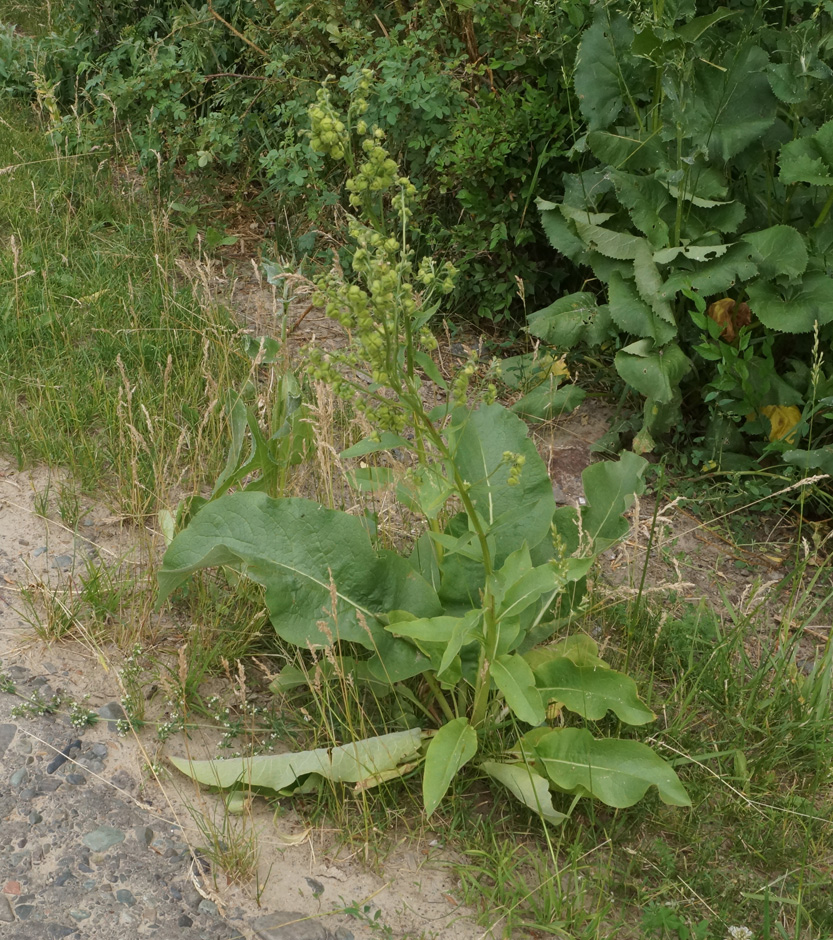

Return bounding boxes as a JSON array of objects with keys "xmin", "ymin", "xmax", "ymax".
[
  {"xmin": 529, "ymin": 2, "xmax": 833, "ymax": 464},
  {"xmin": 1, "ymin": 0, "xmax": 592, "ymax": 323},
  {"xmin": 155, "ymin": 95, "xmax": 689, "ymax": 821}
]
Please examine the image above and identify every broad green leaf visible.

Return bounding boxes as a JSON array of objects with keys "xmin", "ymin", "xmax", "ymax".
[
  {"xmin": 538, "ymin": 205, "xmax": 587, "ymax": 261},
  {"xmin": 340, "ymin": 431, "xmax": 410, "ymax": 458},
  {"xmin": 653, "ymin": 244, "xmax": 731, "ymax": 265},
  {"xmin": 527, "ymin": 292, "xmax": 611, "ymax": 349},
  {"xmin": 676, "ymin": 8, "xmax": 736, "ymax": 43},
  {"xmin": 491, "ymin": 654, "xmax": 546, "ymax": 726},
  {"xmin": 660, "ymin": 244, "xmax": 759, "ymax": 299},
  {"xmin": 348, "ymin": 466, "xmax": 394, "ymax": 491},
  {"xmin": 413, "ymin": 350, "xmax": 448, "ymax": 390},
  {"xmin": 533, "ymin": 657, "xmax": 654, "ymax": 725},
  {"xmin": 742, "ymin": 226, "xmax": 808, "ymax": 280},
  {"xmin": 610, "ymin": 172, "xmax": 670, "ymax": 247},
  {"xmin": 779, "ymin": 119, "xmax": 833, "ymax": 186},
  {"xmin": 580, "ymin": 450, "xmax": 648, "ymax": 551},
  {"xmin": 171, "ymin": 728, "xmax": 423, "ymax": 793},
  {"xmin": 480, "ymin": 761, "xmax": 567, "ymax": 824},
  {"xmin": 746, "ymin": 275, "xmax": 833, "ymax": 333},
  {"xmin": 687, "ymin": 45, "xmax": 777, "ymax": 162},
  {"xmin": 157, "ymin": 493, "xmax": 441, "ymax": 659},
  {"xmin": 511, "ymin": 383, "xmax": 586, "ymax": 422},
  {"xmin": 525, "ymin": 634, "xmax": 610, "ymax": 671},
  {"xmin": 615, "ymin": 340, "xmax": 692, "ymax": 404},
  {"xmin": 607, "ymin": 271, "xmax": 676, "ymax": 345},
  {"xmin": 574, "ymin": 12, "xmax": 641, "ymax": 131},
  {"xmin": 423, "ymin": 718, "xmax": 478, "ymax": 816},
  {"xmin": 782, "ymin": 446, "xmax": 833, "ymax": 475},
  {"xmin": 588, "ymin": 133, "xmax": 664, "ymax": 172},
  {"xmin": 438, "ymin": 610, "xmax": 483, "ymax": 678},
  {"xmin": 447, "ymin": 405, "xmax": 555, "ymax": 562},
  {"xmin": 528, "ymin": 727, "xmax": 691, "ymax": 808},
  {"xmin": 573, "ymin": 219, "xmax": 647, "ymax": 261}
]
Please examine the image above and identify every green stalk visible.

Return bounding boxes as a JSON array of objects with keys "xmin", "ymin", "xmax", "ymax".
[
  {"xmin": 813, "ymin": 188, "xmax": 833, "ymax": 228},
  {"xmin": 423, "ymin": 673, "xmax": 456, "ymax": 722}
]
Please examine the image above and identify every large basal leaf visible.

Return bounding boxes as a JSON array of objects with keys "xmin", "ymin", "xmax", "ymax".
[
  {"xmin": 491, "ymin": 654, "xmax": 546, "ymax": 726},
  {"xmin": 527, "ymin": 727, "xmax": 691, "ymax": 808},
  {"xmin": 423, "ymin": 718, "xmax": 478, "ymax": 817},
  {"xmin": 742, "ymin": 226, "xmax": 808, "ymax": 280},
  {"xmin": 511, "ymin": 382, "xmax": 586, "ymax": 422},
  {"xmin": 659, "ymin": 244, "xmax": 759, "ymax": 299},
  {"xmin": 447, "ymin": 404, "xmax": 555, "ymax": 563},
  {"xmin": 607, "ymin": 271, "xmax": 676, "ymax": 345},
  {"xmin": 574, "ymin": 12, "xmax": 639, "ymax": 131},
  {"xmin": 527, "ymin": 292, "xmax": 611, "ymax": 349},
  {"xmin": 170, "ymin": 728, "xmax": 423, "ymax": 793},
  {"xmin": 779, "ymin": 119, "xmax": 833, "ymax": 186},
  {"xmin": 615, "ymin": 340, "xmax": 692, "ymax": 404},
  {"xmin": 688, "ymin": 45, "xmax": 777, "ymax": 162},
  {"xmin": 532, "ymin": 657, "xmax": 654, "ymax": 725},
  {"xmin": 746, "ymin": 275, "xmax": 833, "ymax": 333},
  {"xmin": 157, "ymin": 493, "xmax": 441, "ymax": 664},
  {"xmin": 480, "ymin": 761, "xmax": 567, "ymax": 824},
  {"xmin": 580, "ymin": 450, "xmax": 648, "ymax": 552}
]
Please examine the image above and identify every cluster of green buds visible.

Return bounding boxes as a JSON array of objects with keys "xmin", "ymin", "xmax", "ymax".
[
  {"xmin": 450, "ymin": 351, "xmax": 479, "ymax": 408},
  {"xmin": 308, "ymin": 86, "xmax": 348, "ymax": 160},
  {"xmin": 417, "ymin": 256, "xmax": 457, "ymax": 297},
  {"xmin": 502, "ymin": 451, "xmax": 526, "ymax": 487}
]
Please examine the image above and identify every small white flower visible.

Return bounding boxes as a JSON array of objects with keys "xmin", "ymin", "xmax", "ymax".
[{"xmin": 727, "ymin": 927, "xmax": 754, "ymax": 940}]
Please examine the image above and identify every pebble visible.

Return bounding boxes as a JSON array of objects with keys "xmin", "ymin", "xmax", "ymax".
[
  {"xmin": 0, "ymin": 723, "xmax": 17, "ymax": 758},
  {"xmin": 91, "ymin": 743, "xmax": 108, "ymax": 759},
  {"xmin": 179, "ymin": 913, "xmax": 193, "ymax": 927},
  {"xmin": 69, "ymin": 909, "xmax": 91, "ymax": 921},
  {"xmin": 251, "ymin": 911, "xmax": 338, "ymax": 940},
  {"xmin": 28, "ymin": 811, "xmax": 43, "ymax": 825},
  {"xmin": 50, "ymin": 555, "xmax": 74, "ymax": 570},
  {"xmin": 65, "ymin": 774, "xmax": 86, "ymax": 786},
  {"xmin": 116, "ymin": 888, "xmax": 137, "ymax": 907},
  {"xmin": 0, "ymin": 895, "xmax": 13, "ymax": 923},
  {"xmin": 81, "ymin": 826, "xmax": 124, "ymax": 851},
  {"xmin": 15, "ymin": 903, "xmax": 35, "ymax": 919},
  {"xmin": 10, "ymin": 768, "xmax": 29, "ymax": 786},
  {"xmin": 198, "ymin": 900, "xmax": 218, "ymax": 916}
]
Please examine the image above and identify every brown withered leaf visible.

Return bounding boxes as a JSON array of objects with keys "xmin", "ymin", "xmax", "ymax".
[{"xmin": 706, "ymin": 297, "xmax": 752, "ymax": 344}]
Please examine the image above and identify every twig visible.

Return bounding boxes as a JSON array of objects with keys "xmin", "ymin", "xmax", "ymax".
[{"xmin": 207, "ymin": 0, "xmax": 268, "ymax": 58}]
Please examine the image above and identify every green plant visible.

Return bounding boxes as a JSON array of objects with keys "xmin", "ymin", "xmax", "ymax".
[
  {"xmin": 155, "ymin": 90, "xmax": 689, "ymax": 823},
  {"xmin": 530, "ymin": 2, "xmax": 833, "ymax": 456}
]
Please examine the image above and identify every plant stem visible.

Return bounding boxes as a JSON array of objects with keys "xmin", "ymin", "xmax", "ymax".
[{"xmin": 424, "ymin": 673, "xmax": 456, "ymax": 722}]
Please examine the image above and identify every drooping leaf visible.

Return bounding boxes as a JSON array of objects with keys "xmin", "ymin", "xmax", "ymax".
[
  {"xmin": 157, "ymin": 493, "xmax": 441, "ymax": 667},
  {"xmin": 527, "ymin": 292, "xmax": 611, "ymax": 349},
  {"xmin": 170, "ymin": 729, "xmax": 423, "ymax": 794},
  {"xmin": 574, "ymin": 12, "xmax": 641, "ymax": 131},
  {"xmin": 527, "ymin": 727, "xmax": 691, "ymax": 808},
  {"xmin": 511, "ymin": 382, "xmax": 587, "ymax": 422},
  {"xmin": 607, "ymin": 271, "xmax": 676, "ymax": 345},
  {"xmin": 480, "ymin": 761, "xmax": 568, "ymax": 824},
  {"xmin": 614, "ymin": 340, "xmax": 692, "ymax": 404},
  {"xmin": 746, "ymin": 275, "xmax": 833, "ymax": 333},
  {"xmin": 580, "ymin": 450, "xmax": 648, "ymax": 551},
  {"xmin": 533, "ymin": 657, "xmax": 654, "ymax": 725},
  {"xmin": 491, "ymin": 654, "xmax": 546, "ymax": 726},
  {"xmin": 423, "ymin": 718, "xmax": 478, "ymax": 816}
]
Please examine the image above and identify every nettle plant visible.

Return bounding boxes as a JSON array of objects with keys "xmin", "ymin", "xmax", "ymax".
[
  {"xmin": 156, "ymin": 82, "xmax": 689, "ymax": 823},
  {"xmin": 530, "ymin": 4, "xmax": 833, "ymax": 456}
]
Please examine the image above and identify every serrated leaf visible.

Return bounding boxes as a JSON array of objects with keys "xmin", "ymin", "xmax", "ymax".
[
  {"xmin": 779, "ymin": 119, "xmax": 833, "ymax": 186},
  {"xmin": 607, "ymin": 271, "xmax": 676, "ymax": 345},
  {"xmin": 742, "ymin": 226, "xmax": 808, "ymax": 280},
  {"xmin": 423, "ymin": 718, "xmax": 478, "ymax": 816},
  {"xmin": 533, "ymin": 657, "xmax": 654, "ymax": 725},
  {"xmin": 480, "ymin": 761, "xmax": 568, "ymax": 824},
  {"xmin": 574, "ymin": 12, "xmax": 639, "ymax": 131},
  {"xmin": 572, "ymin": 219, "xmax": 647, "ymax": 261},
  {"xmin": 527, "ymin": 292, "xmax": 609, "ymax": 349},
  {"xmin": 527, "ymin": 727, "xmax": 691, "ymax": 808},
  {"xmin": 746, "ymin": 275, "xmax": 833, "ymax": 333},
  {"xmin": 660, "ymin": 244, "xmax": 759, "ymax": 299}
]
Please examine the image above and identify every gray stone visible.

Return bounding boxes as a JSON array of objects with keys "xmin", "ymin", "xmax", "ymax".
[
  {"xmin": 91, "ymin": 743, "xmax": 108, "ymax": 758},
  {"xmin": 46, "ymin": 926, "xmax": 77, "ymax": 939},
  {"xmin": 0, "ymin": 723, "xmax": 16, "ymax": 758},
  {"xmin": 81, "ymin": 826, "xmax": 124, "ymax": 851},
  {"xmin": 98, "ymin": 702, "xmax": 126, "ymax": 721},
  {"xmin": 305, "ymin": 877, "xmax": 324, "ymax": 896},
  {"xmin": 28, "ymin": 811, "xmax": 43, "ymax": 825},
  {"xmin": 250, "ymin": 911, "xmax": 337, "ymax": 940},
  {"xmin": 334, "ymin": 930, "xmax": 354, "ymax": 940},
  {"xmin": 135, "ymin": 826, "xmax": 154, "ymax": 846},
  {"xmin": 50, "ymin": 555, "xmax": 74, "ymax": 570},
  {"xmin": 16, "ymin": 903, "xmax": 35, "ymax": 919},
  {"xmin": 10, "ymin": 767, "xmax": 28, "ymax": 786},
  {"xmin": 178, "ymin": 913, "xmax": 193, "ymax": 927},
  {"xmin": 116, "ymin": 888, "xmax": 136, "ymax": 907},
  {"xmin": 0, "ymin": 894, "xmax": 13, "ymax": 923},
  {"xmin": 39, "ymin": 778, "xmax": 63, "ymax": 793},
  {"xmin": 198, "ymin": 900, "xmax": 218, "ymax": 916},
  {"xmin": 69, "ymin": 910, "xmax": 91, "ymax": 921},
  {"xmin": 65, "ymin": 774, "xmax": 85, "ymax": 786}
]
